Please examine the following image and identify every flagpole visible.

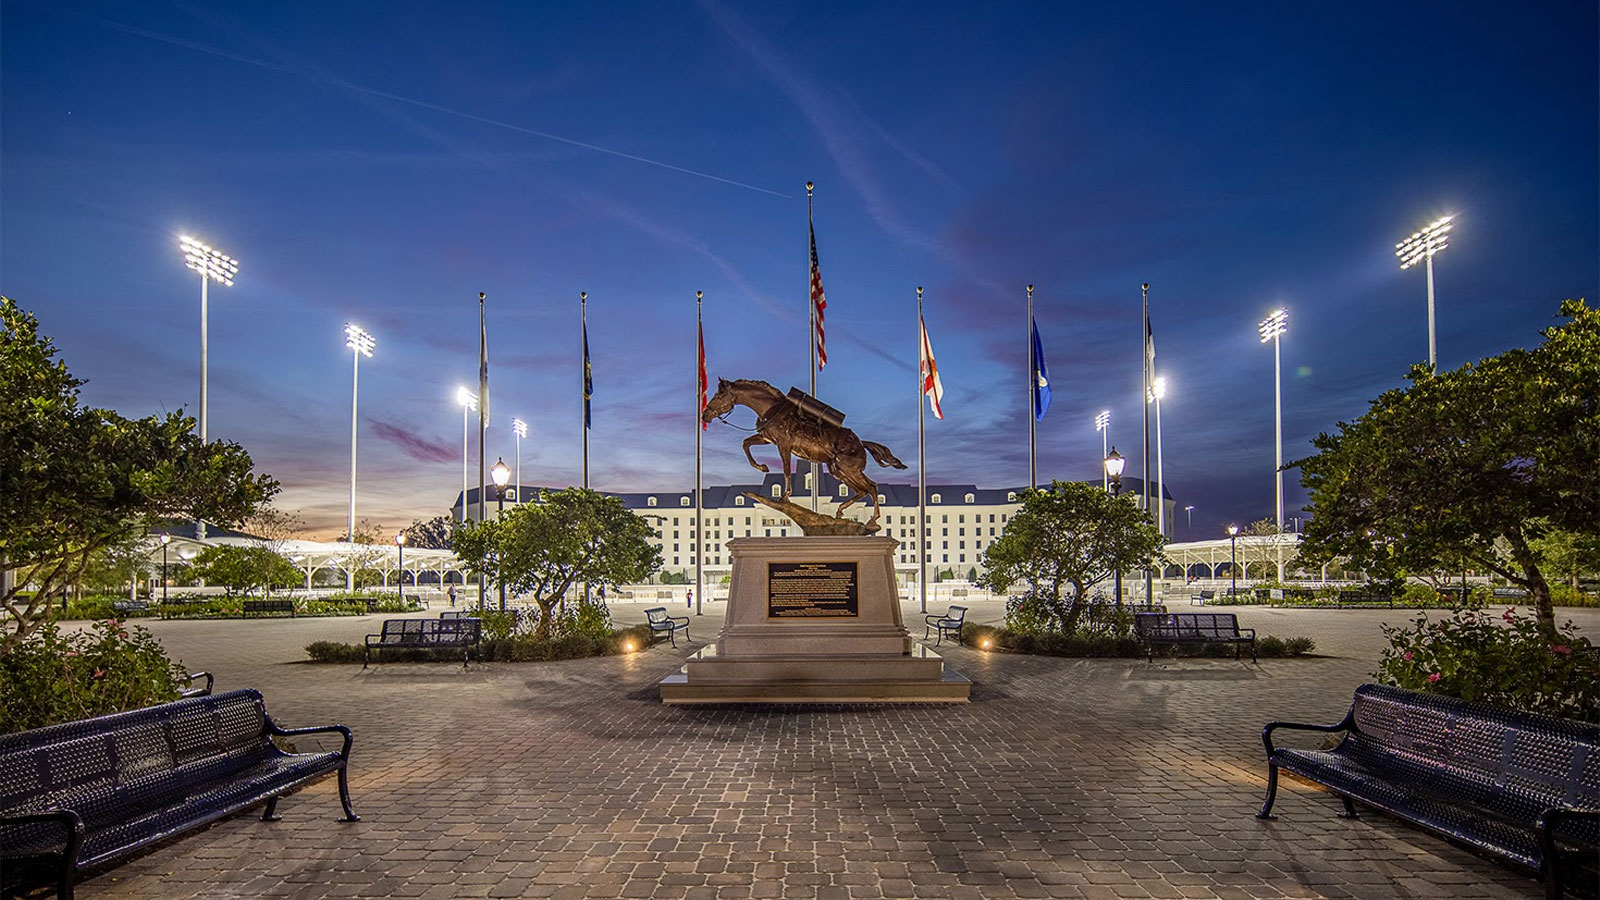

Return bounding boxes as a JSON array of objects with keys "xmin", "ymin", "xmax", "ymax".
[
  {"xmin": 581, "ymin": 291, "xmax": 589, "ymax": 491},
  {"xmin": 917, "ymin": 286, "xmax": 927, "ymax": 615},
  {"xmin": 695, "ymin": 291, "xmax": 704, "ymax": 618},
  {"xmin": 1141, "ymin": 283, "xmax": 1152, "ymax": 609},
  {"xmin": 478, "ymin": 292, "xmax": 488, "ymax": 609},
  {"xmin": 1027, "ymin": 284, "xmax": 1036, "ymax": 490},
  {"xmin": 807, "ymin": 181, "xmax": 820, "ymax": 514}
]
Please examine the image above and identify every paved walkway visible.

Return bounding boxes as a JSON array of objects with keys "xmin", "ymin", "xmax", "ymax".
[{"xmin": 67, "ymin": 604, "xmax": 1599, "ymax": 899}]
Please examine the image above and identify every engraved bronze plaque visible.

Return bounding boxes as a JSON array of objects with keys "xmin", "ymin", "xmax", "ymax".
[{"xmin": 767, "ymin": 562, "xmax": 859, "ymax": 618}]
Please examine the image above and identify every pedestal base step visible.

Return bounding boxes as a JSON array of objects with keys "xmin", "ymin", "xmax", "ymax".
[{"xmin": 659, "ymin": 645, "xmax": 971, "ymax": 704}]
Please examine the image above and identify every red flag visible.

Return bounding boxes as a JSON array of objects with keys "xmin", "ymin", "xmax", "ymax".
[
  {"xmin": 920, "ymin": 313, "xmax": 944, "ymax": 419},
  {"xmin": 697, "ymin": 320, "xmax": 708, "ymax": 430},
  {"xmin": 810, "ymin": 222, "xmax": 827, "ymax": 370}
]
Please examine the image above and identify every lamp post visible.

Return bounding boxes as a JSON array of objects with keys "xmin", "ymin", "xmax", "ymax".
[
  {"xmin": 1395, "ymin": 214, "xmax": 1453, "ymax": 370},
  {"xmin": 491, "ymin": 457, "xmax": 511, "ymax": 612},
  {"xmin": 1258, "ymin": 308, "xmax": 1288, "ymax": 579},
  {"xmin": 178, "ymin": 236, "xmax": 238, "ymax": 539},
  {"xmin": 395, "ymin": 533, "xmax": 406, "ymax": 606},
  {"xmin": 1184, "ymin": 505, "xmax": 1194, "ymax": 538},
  {"xmin": 456, "ymin": 386, "xmax": 477, "ymax": 521},
  {"xmin": 1104, "ymin": 447, "xmax": 1126, "ymax": 609},
  {"xmin": 159, "ymin": 534, "xmax": 171, "ymax": 603},
  {"xmin": 511, "ymin": 418, "xmax": 528, "ymax": 505},
  {"xmin": 1095, "ymin": 410, "xmax": 1111, "ymax": 492},
  {"xmin": 1149, "ymin": 377, "xmax": 1166, "ymax": 537},
  {"xmin": 1227, "ymin": 524, "xmax": 1239, "ymax": 597},
  {"xmin": 344, "ymin": 324, "xmax": 375, "ymax": 591}
]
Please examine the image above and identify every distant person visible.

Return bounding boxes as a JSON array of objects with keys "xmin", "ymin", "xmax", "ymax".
[
  {"xmin": 686, "ymin": 588, "xmax": 693, "ymax": 610},
  {"xmin": 447, "ymin": 584, "xmax": 457, "ymax": 607}
]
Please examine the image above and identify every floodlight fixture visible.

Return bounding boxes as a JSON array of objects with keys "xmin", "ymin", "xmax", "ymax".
[
  {"xmin": 456, "ymin": 385, "xmax": 477, "ymax": 410},
  {"xmin": 179, "ymin": 235, "xmax": 239, "ymax": 286},
  {"xmin": 511, "ymin": 418, "xmax": 528, "ymax": 439},
  {"xmin": 1258, "ymin": 309, "xmax": 1288, "ymax": 343},
  {"xmin": 1094, "ymin": 410, "xmax": 1110, "ymax": 431},
  {"xmin": 344, "ymin": 323, "xmax": 375, "ymax": 357},
  {"xmin": 1395, "ymin": 215, "xmax": 1453, "ymax": 270}
]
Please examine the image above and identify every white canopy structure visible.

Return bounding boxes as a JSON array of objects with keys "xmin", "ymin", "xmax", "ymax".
[{"xmin": 144, "ymin": 534, "xmax": 469, "ymax": 589}]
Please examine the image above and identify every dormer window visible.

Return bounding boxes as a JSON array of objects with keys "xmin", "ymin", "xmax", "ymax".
[
  {"xmin": 647, "ymin": 496, "xmax": 658, "ymax": 507},
  {"xmin": 839, "ymin": 485, "xmax": 849, "ymax": 498},
  {"xmin": 964, "ymin": 493, "xmax": 975, "ymax": 504},
  {"xmin": 877, "ymin": 494, "xmax": 886, "ymax": 505},
  {"xmin": 931, "ymin": 493, "xmax": 942, "ymax": 504},
  {"xmin": 771, "ymin": 484, "xmax": 782, "ymax": 498},
  {"xmin": 1007, "ymin": 492, "xmax": 1017, "ymax": 502},
  {"xmin": 735, "ymin": 496, "xmax": 746, "ymax": 506},
  {"xmin": 680, "ymin": 496, "xmax": 691, "ymax": 507}
]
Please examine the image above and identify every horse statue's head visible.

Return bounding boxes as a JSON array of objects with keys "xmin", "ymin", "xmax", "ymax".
[{"xmin": 702, "ymin": 377, "xmax": 737, "ymax": 423}]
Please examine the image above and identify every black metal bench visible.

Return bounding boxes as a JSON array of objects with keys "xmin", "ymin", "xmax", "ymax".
[
  {"xmin": 1335, "ymin": 590, "xmax": 1394, "ymax": 607},
  {"xmin": 1257, "ymin": 683, "xmax": 1599, "ymax": 899},
  {"xmin": 1133, "ymin": 612, "xmax": 1256, "ymax": 661},
  {"xmin": 923, "ymin": 605, "xmax": 967, "ymax": 646},
  {"xmin": 644, "ymin": 607, "xmax": 690, "ymax": 647},
  {"xmin": 241, "ymin": 598, "xmax": 296, "ymax": 617},
  {"xmin": 1190, "ymin": 589, "xmax": 1216, "ymax": 606},
  {"xmin": 0, "ymin": 689, "xmax": 356, "ymax": 900},
  {"xmin": 362, "ymin": 617, "xmax": 481, "ymax": 668},
  {"xmin": 109, "ymin": 599, "xmax": 148, "ymax": 616}
]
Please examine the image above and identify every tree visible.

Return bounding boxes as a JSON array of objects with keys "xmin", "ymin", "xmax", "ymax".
[
  {"xmin": 977, "ymin": 480, "xmax": 1166, "ymax": 633},
  {"xmin": 1, "ymin": 298, "xmax": 278, "ymax": 651},
  {"xmin": 403, "ymin": 516, "xmax": 455, "ymax": 550},
  {"xmin": 190, "ymin": 546, "xmax": 301, "ymax": 598},
  {"xmin": 1295, "ymin": 300, "xmax": 1599, "ymax": 636},
  {"xmin": 1531, "ymin": 527, "xmax": 1600, "ymax": 593},
  {"xmin": 335, "ymin": 519, "xmax": 391, "ymax": 589},
  {"xmin": 452, "ymin": 488, "xmax": 661, "ymax": 638},
  {"xmin": 1237, "ymin": 518, "xmax": 1298, "ymax": 581}
]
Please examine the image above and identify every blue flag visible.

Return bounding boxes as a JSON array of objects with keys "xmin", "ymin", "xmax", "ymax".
[
  {"xmin": 583, "ymin": 321, "xmax": 593, "ymax": 429},
  {"xmin": 1031, "ymin": 318, "xmax": 1051, "ymax": 421}
]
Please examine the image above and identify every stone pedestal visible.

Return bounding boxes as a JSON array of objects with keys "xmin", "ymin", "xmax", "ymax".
[{"xmin": 658, "ymin": 537, "xmax": 970, "ymax": 704}]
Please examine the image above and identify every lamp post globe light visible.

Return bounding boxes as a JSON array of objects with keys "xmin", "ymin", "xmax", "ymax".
[
  {"xmin": 491, "ymin": 457, "xmax": 512, "ymax": 612},
  {"xmin": 343, "ymin": 324, "xmax": 376, "ymax": 592},
  {"xmin": 456, "ymin": 387, "xmax": 477, "ymax": 521},
  {"xmin": 1103, "ymin": 447, "xmax": 1126, "ymax": 607},
  {"xmin": 1258, "ymin": 308, "xmax": 1288, "ymax": 578},
  {"xmin": 1227, "ymin": 523, "xmax": 1240, "ymax": 597},
  {"xmin": 178, "ymin": 236, "xmax": 239, "ymax": 539},
  {"xmin": 1395, "ymin": 214, "xmax": 1453, "ymax": 370},
  {"xmin": 1094, "ymin": 410, "xmax": 1111, "ymax": 492},
  {"xmin": 159, "ymin": 533, "xmax": 172, "ymax": 603},
  {"xmin": 395, "ymin": 533, "xmax": 406, "ymax": 606}
]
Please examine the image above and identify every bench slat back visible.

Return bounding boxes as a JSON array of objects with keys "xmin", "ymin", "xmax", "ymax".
[
  {"xmin": 644, "ymin": 607, "xmax": 671, "ymax": 625},
  {"xmin": 1134, "ymin": 612, "xmax": 1241, "ymax": 639},
  {"xmin": 1349, "ymin": 684, "xmax": 1600, "ymax": 823},
  {"xmin": 0, "ymin": 690, "xmax": 270, "ymax": 818},
  {"xmin": 944, "ymin": 606, "xmax": 967, "ymax": 623}
]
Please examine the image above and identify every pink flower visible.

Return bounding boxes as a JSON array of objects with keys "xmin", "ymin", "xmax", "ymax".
[
  {"xmin": 92, "ymin": 669, "xmax": 106, "ymax": 679},
  {"xmin": 1551, "ymin": 644, "xmax": 1572, "ymax": 656},
  {"xmin": 1427, "ymin": 673, "xmax": 1442, "ymax": 683},
  {"xmin": 1502, "ymin": 608, "xmax": 1516, "ymax": 622},
  {"xmin": 1403, "ymin": 651, "xmax": 1414, "ymax": 661}
]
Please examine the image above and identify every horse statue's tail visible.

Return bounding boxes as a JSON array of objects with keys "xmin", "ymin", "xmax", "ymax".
[{"xmin": 863, "ymin": 441, "xmax": 908, "ymax": 470}]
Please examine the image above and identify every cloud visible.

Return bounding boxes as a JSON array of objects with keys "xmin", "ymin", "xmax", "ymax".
[{"xmin": 369, "ymin": 417, "xmax": 456, "ymax": 463}]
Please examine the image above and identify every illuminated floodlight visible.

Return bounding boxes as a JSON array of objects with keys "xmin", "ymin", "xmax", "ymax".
[
  {"xmin": 1094, "ymin": 410, "xmax": 1110, "ymax": 431},
  {"xmin": 1258, "ymin": 309, "xmax": 1288, "ymax": 343},
  {"xmin": 456, "ymin": 385, "xmax": 477, "ymax": 410},
  {"xmin": 1395, "ymin": 215, "xmax": 1453, "ymax": 270},
  {"xmin": 179, "ymin": 235, "xmax": 239, "ymax": 285},
  {"xmin": 511, "ymin": 418, "xmax": 528, "ymax": 439},
  {"xmin": 344, "ymin": 324, "xmax": 375, "ymax": 357}
]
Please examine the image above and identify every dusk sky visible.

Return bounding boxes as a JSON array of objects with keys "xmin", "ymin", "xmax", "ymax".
[{"xmin": 3, "ymin": 1, "xmax": 1596, "ymax": 540}]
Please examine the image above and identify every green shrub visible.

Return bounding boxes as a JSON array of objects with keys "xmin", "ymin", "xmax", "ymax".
[
  {"xmin": 1549, "ymin": 584, "xmax": 1600, "ymax": 608},
  {"xmin": 1, "ymin": 620, "xmax": 189, "ymax": 734},
  {"xmin": 305, "ymin": 622, "xmax": 654, "ymax": 665},
  {"xmin": 1376, "ymin": 608, "xmax": 1600, "ymax": 723},
  {"xmin": 962, "ymin": 624, "xmax": 1313, "ymax": 659},
  {"xmin": 57, "ymin": 595, "xmax": 124, "ymax": 620},
  {"xmin": 305, "ymin": 641, "xmax": 367, "ymax": 663}
]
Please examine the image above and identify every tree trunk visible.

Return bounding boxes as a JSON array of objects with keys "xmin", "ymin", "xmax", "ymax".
[{"xmin": 1505, "ymin": 529, "xmax": 1557, "ymax": 637}]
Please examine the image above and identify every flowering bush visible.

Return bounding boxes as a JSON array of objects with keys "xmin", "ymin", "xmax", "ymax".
[
  {"xmin": 1376, "ymin": 608, "xmax": 1600, "ymax": 723},
  {"xmin": 0, "ymin": 620, "xmax": 189, "ymax": 733}
]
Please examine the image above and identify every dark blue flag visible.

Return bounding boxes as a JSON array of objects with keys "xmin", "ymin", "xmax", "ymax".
[{"xmin": 1031, "ymin": 318, "xmax": 1051, "ymax": 421}]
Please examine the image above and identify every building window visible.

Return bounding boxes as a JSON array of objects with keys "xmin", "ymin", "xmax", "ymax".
[
  {"xmin": 931, "ymin": 493, "xmax": 941, "ymax": 504},
  {"xmin": 838, "ymin": 484, "xmax": 849, "ymax": 498},
  {"xmin": 680, "ymin": 496, "xmax": 690, "ymax": 507},
  {"xmin": 964, "ymin": 493, "xmax": 975, "ymax": 504},
  {"xmin": 772, "ymin": 484, "xmax": 782, "ymax": 498},
  {"xmin": 735, "ymin": 495, "xmax": 746, "ymax": 506},
  {"xmin": 990, "ymin": 514, "xmax": 996, "ymax": 523},
  {"xmin": 647, "ymin": 496, "xmax": 658, "ymax": 507},
  {"xmin": 877, "ymin": 494, "xmax": 886, "ymax": 504},
  {"xmin": 1006, "ymin": 492, "xmax": 1016, "ymax": 502}
]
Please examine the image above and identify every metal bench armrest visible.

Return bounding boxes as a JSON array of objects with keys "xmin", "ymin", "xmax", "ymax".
[
  {"xmin": 0, "ymin": 809, "xmax": 85, "ymax": 863},
  {"xmin": 670, "ymin": 615, "xmax": 690, "ymax": 626},
  {"xmin": 1238, "ymin": 628, "xmax": 1256, "ymax": 639},
  {"xmin": 1261, "ymin": 710, "xmax": 1354, "ymax": 755},
  {"xmin": 267, "ymin": 720, "xmax": 354, "ymax": 760},
  {"xmin": 181, "ymin": 671, "xmax": 214, "ymax": 697},
  {"xmin": 1536, "ymin": 806, "xmax": 1600, "ymax": 860}
]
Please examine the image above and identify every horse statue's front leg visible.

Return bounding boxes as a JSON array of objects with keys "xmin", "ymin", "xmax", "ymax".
[{"xmin": 741, "ymin": 434, "xmax": 771, "ymax": 473}]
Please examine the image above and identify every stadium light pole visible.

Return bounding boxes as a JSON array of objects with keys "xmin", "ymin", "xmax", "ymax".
[
  {"xmin": 1395, "ymin": 215, "xmax": 1453, "ymax": 370},
  {"xmin": 456, "ymin": 387, "xmax": 477, "ymax": 522},
  {"xmin": 178, "ymin": 236, "xmax": 238, "ymax": 539},
  {"xmin": 1095, "ymin": 410, "xmax": 1111, "ymax": 492},
  {"xmin": 1149, "ymin": 377, "xmax": 1167, "ymax": 537},
  {"xmin": 511, "ymin": 418, "xmax": 528, "ymax": 505},
  {"xmin": 1257, "ymin": 309, "xmax": 1288, "ymax": 550},
  {"xmin": 344, "ymin": 324, "xmax": 375, "ymax": 591}
]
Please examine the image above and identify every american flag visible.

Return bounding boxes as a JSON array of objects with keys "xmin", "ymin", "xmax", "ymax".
[
  {"xmin": 697, "ymin": 320, "xmax": 708, "ymax": 431},
  {"xmin": 810, "ymin": 222, "xmax": 827, "ymax": 370}
]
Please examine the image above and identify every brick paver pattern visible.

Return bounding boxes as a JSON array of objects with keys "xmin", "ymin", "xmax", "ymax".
[{"xmin": 50, "ymin": 602, "xmax": 1600, "ymax": 899}]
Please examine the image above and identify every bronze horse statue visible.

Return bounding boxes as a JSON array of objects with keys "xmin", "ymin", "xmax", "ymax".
[{"xmin": 702, "ymin": 378, "xmax": 907, "ymax": 528}]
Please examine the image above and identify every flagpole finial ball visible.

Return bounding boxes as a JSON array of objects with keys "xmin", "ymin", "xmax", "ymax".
[
  {"xmin": 1027, "ymin": 284, "xmax": 1034, "ymax": 293},
  {"xmin": 696, "ymin": 290, "xmax": 703, "ymax": 300},
  {"xmin": 806, "ymin": 181, "xmax": 814, "ymax": 193},
  {"xmin": 917, "ymin": 286, "xmax": 923, "ymax": 296},
  {"xmin": 580, "ymin": 291, "xmax": 587, "ymax": 301},
  {"xmin": 479, "ymin": 292, "xmax": 486, "ymax": 300},
  {"xmin": 1142, "ymin": 283, "xmax": 1150, "ymax": 291}
]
